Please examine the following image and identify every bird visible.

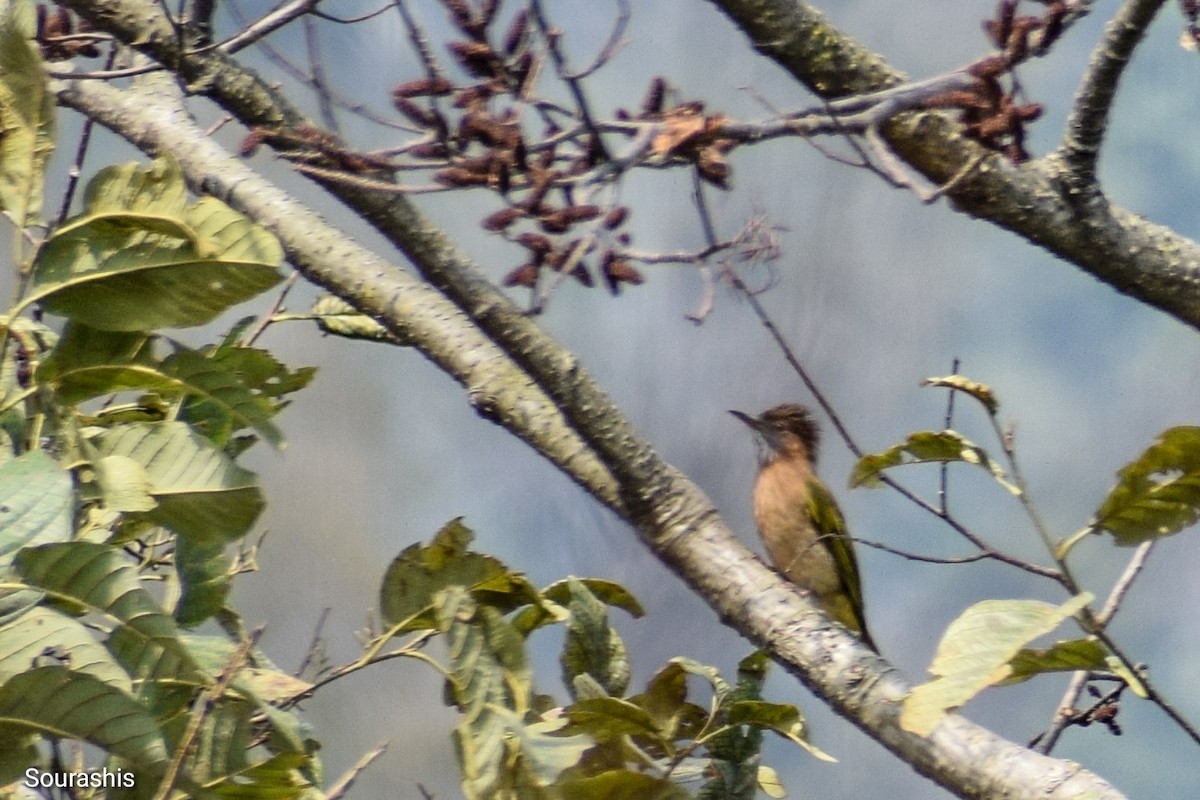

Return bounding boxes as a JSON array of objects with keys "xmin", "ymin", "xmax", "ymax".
[{"xmin": 730, "ymin": 404, "xmax": 875, "ymax": 650}]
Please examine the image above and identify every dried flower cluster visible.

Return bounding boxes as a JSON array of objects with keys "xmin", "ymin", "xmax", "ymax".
[
  {"xmin": 923, "ymin": 0, "xmax": 1067, "ymax": 162},
  {"xmin": 390, "ymin": 1, "xmax": 651, "ymax": 300}
]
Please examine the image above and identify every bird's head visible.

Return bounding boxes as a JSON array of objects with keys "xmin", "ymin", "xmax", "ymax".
[{"xmin": 730, "ymin": 404, "xmax": 820, "ymax": 465}]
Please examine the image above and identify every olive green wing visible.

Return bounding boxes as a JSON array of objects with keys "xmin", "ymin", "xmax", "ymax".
[{"xmin": 805, "ymin": 476, "xmax": 872, "ymax": 645}]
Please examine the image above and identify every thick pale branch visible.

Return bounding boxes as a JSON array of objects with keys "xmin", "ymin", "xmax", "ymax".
[{"xmin": 708, "ymin": 0, "xmax": 1200, "ymax": 330}]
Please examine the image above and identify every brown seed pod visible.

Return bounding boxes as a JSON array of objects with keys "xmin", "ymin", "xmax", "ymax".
[
  {"xmin": 503, "ymin": 263, "xmax": 540, "ymax": 288},
  {"xmin": 571, "ymin": 262, "xmax": 595, "ymax": 287},
  {"xmin": 697, "ymin": 148, "xmax": 730, "ymax": 189},
  {"xmin": 603, "ymin": 207, "xmax": 629, "ymax": 229},
  {"xmin": 562, "ymin": 205, "xmax": 602, "ymax": 223},
  {"xmin": 641, "ymin": 77, "xmax": 666, "ymax": 117},
  {"xmin": 393, "ymin": 77, "xmax": 454, "ymax": 99},
  {"xmin": 240, "ymin": 129, "xmax": 267, "ymax": 157},
  {"xmin": 436, "ymin": 167, "xmax": 492, "ymax": 187},
  {"xmin": 516, "ymin": 232, "xmax": 554, "ymax": 254},
  {"xmin": 601, "ymin": 252, "xmax": 644, "ymax": 295},
  {"xmin": 968, "ymin": 55, "xmax": 1010, "ymax": 79},
  {"xmin": 394, "ymin": 97, "xmax": 437, "ymax": 127},
  {"xmin": 448, "ymin": 40, "xmax": 498, "ymax": 78},
  {"xmin": 539, "ymin": 210, "xmax": 572, "ymax": 234},
  {"xmin": 483, "ymin": 208, "xmax": 525, "ymax": 231}
]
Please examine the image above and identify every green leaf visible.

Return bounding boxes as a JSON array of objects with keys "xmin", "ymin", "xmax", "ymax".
[
  {"xmin": 15, "ymin": 542, "xmax": 207, "ymax": 689},
  {"xmin": 489, "ymin": 706, "xmax": 593, "ymax": 788},
  {"xmin": 564, "ymin": 697, "xmax": 662, "ymax": 742},
  {"xmin": 1091, "ymin": 426, "xmax": 1200, "ymax": 544},
  {"xmin": 439, "ymin": 587, "xmax": 533, "ymax": 800},
  {"xmin": 0, "ymin": 666, "xmax": 170, "ymax": 773},
  {"xmin": 0, "ymin": 451, "xmax": 72, "ymax": 619},
  {"xmin": 921, "ymin": 374, "xmax": 999, "ymax": 414},
  {"xmin": 632, "ymin": 662, "xmax": 687, "ymax": 742},
  {"xmin": 553, "ymin": 770, "xmax": 689, "ymax": 800},
  {"xmin": 311, "ymin": 294, "xmax": 397, "ymax": 343},
  {"xmin": 850, "ymin": 429, "xmax": 1019, "ymax": 494},
  {"xmin": 0, "ymin": 451, "xmax": 72, "ymax": 562},
  {"xmin": 379, "ymin": 519, "xmax": 538, "ymax": 632},
  {"xmin": 0, "ymin": 0, "xmax": 53, "ymax": 226},
  {"xmin": 92, "ymin": 422, "xmax": 265, "ymax": 544},
  {"xmin": 560, "ymin": 578, "xmax": 631, "ymax": 699},
  {"xmin": 726, "ymin": 701, "xmax": 833, "ymax": 762},
  {"xmin": 1001, "ymin": 638, "xmax": 1109, "ymax": 685},
  {"xmin": 0, "ymin": 606, "xmax": 131, "ymax": 690},
  {"xmin": 29, "ymin": 157, "xmax": 282, "ymax": 330},
  {"xmin": 173, "ymin": 537, "xmax": 232, "ymax": 627},
  {"xmin": 36, "ymin": 324, "xmax": 159, "ymax": 404},
  {"xmin": 163, "ymin": 347, "xmax": 284, "ymax": 449},
  {"xmin": 901, "ymin": 595, "xmax": 1092, "ymax": 736}
]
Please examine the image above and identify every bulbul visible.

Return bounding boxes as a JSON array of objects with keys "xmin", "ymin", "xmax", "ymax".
[{"xmin": 731, "ymin": 404, "xmax": 875, "ymax": 650}]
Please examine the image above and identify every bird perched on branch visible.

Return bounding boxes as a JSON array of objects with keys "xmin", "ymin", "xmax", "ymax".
[{"xmin": 731, "ymin": 404, "xmax": 875, "ymax": 650}]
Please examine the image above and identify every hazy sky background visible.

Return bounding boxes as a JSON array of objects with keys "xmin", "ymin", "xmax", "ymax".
[{"xmin": 55, "ymin": 1, "xmax": 1200, "ymax": 797}]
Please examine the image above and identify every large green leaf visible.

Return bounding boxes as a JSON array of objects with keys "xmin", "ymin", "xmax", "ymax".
[
  {"xmin": 14, "ymin": 542, "xmax": 207, "ymax": 689},
  {"xmin": 1091, "ymin": 426, "xmax": 1200, "ymax": 544},
  {"xmin": 174, "ymin": 537, "xmax": 232, "ymax": 627},
  {"xmin": 92, "ymin": 422, "xmax": 265, "ymax": 543},
  {"xmin": 0, "ymin": 606, "xmax": 131, "ymax": 690},
  {"xmin": 0, "ymin": 0, "xmax": 53, "ymax": 225},
  {"xmin": 37, "ymin": 324, "xmax": 162, "ymax": 404},
  {"xmin": 0, "ymin": 451, "xmax": 72, "ymax": 619},
  {"xmin": 560, "ymin": 578, "xmax": 630, "ymax": 699},
  {"xmin": 901, "ymin": 595, "xmax": 1092, "ymax": 736},
  {"xmin": 850, "ymin": 429, "xmax": 1019, "ymax": 494},
  {"xmin": 440, "ymin": 587, "xmax": 533, "ymax": 800},
  {"xmin": 163, "ymin": 347, "xmax": 284, "ymax": 449},
  {"xmin": 380, "ymin": 519, "xmax": 539, "ymax": 632},
  {"xmin": 29, "ymin": 157, "xmax": 282, "ymax": 330},
  {"xmin": 0, "ymin": 666, "xmax": 170, "ymax": 772},
  {"xmin": 0, "ymin": 451, "xmax": 72, "ymax": 561}
]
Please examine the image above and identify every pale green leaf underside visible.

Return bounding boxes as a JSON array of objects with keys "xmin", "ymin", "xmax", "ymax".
[
  {"xmin": 901, "ymin": 594, "xmax": 1092, "ymax": 736},
  {"xmin": 1092, "ymin": 426, "xmax": 1200, "ymax": 544}
]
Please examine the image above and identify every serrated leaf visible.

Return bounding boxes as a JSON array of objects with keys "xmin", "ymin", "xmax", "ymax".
[
  {"xmin": 560, "ymin": 578, "xmax": 630, "ymax": 699},
  {"xmin": 850, "ymin": 429, "xmax": 1019, "ymax": 495},
  {"xmin": 0, "ymin": 666, "xmax": 170, "ymax": 772},
  {"xmin": 901, "ymin": 595, "xmax": 1092, "ymax": 736},
  {"xmin": 922, "ymin": 374, "xmax": 999, "ymax": 414},
  {"xmin": 440, "ymin": 587, "xmax": 533, "ymax": 800},
  {"xmin": 92, "ymin": 421, "xmax": 265, "ymax": 544},
  {"xmin": 379, "ymin": 519, "xmax": 537, "ymax": 632},
  {"xmin": 29, "ymin": 157, "xmax": 282, "ymax": 331},
  {"xmin": 727, "ymin": 701, "xmax": 833, "ymax": 762},
  {"xmin": 164, "ymin": 347, "xmax": 284, "ymax": 449},
  {"xmin": 0, "ymin": 2, "xmax": 53, "ymax": 225},
  {"xmin": 565, "ymin": 697, "xmax": 661, "ymax": 742},
  {"xmin": 1001, "ymin": 638, "xmax": 1109, "ymax": 685},
  {"xmin": 1091, "ymin": 426, "xmax": 1200, "ymax": 544},
  {"xmin": 632, "ymin": 662, "xmax": 686, "ymax": 742}
]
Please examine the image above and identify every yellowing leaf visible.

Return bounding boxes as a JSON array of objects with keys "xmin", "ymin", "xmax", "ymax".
[{"xmin": 901, "ymin": 594, "xmax": 1092, "ymax": 736}]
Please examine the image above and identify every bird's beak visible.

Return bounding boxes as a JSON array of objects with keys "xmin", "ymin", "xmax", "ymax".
[
  {"xmin": 724, "ymin": 410, "xmax": 753, "ymax": 429},
  {"xmin": 729, "ymin": 409, "xmax": 760, "ymax": 430}
]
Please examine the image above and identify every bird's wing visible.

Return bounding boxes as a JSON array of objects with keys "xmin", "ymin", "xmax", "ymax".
[{"xmin": 805, "ymin": 476, "xmax": 869, "ymax": 631}]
